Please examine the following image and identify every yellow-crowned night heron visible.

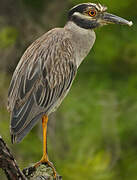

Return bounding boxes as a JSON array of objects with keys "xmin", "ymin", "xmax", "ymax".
[{"xmin": 7, "ymin": 3, "xmax": 133, "ymax": 177}]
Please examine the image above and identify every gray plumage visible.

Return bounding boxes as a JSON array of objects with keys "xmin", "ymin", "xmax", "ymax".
[
  {"xmin": 7, "ymin": 3, "xmax": 132, "ymax": 143},
  {"xmin": 8, "ymin": 22, "xmax": 95, "ymax": 143}
]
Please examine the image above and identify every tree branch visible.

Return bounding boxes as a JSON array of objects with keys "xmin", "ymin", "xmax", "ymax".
[
  {"xmin": 0, "ymin": 136, "xmax": 26, "ymax": 180},
  {"xmin": 0, "ymin": 136, "xmax": 62, "ymax": 180}
]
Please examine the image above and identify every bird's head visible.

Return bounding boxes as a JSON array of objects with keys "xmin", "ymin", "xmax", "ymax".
[{"xmin": 68, "ymin": 3, "xmax": 133, "ymax": 29}]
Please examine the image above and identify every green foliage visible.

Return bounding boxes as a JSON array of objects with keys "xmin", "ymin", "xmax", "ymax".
[
  {"xmin": 55, "ymin": 71, "xmax": 137, "ymax": 180},
  {"xmin": 23, "ymin": 0, "xmax": 45, "ymax": 11},
  {"xmin": 0, "ymin": 27, "xmax": 18, "ymax": 48}
]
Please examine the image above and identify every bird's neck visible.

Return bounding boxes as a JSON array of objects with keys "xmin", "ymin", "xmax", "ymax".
[{"xmin": 64, "ymin": 21, "xmax": 96, "ymax": 67}]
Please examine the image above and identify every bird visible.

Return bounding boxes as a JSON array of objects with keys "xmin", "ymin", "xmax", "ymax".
[{"xmin": 7, "ymin": 2, "xmax": 133, "ymax": 178}]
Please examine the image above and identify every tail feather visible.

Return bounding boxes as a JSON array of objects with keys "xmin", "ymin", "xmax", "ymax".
[
  {"xmin": 11, "ymin": 95, "xmax": 34, "ymax": 133},
  {"xmin": 10, "ymin": 94, "xmax": 44, "ymax": 143},
  {"xmin": 11, "ymin": 112, "xmax": 43, "ymax": 143}
]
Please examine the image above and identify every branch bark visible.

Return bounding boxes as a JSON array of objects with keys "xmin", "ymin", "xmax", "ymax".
[
  {"xmin": 0, "ymin": 136, "xmax": 62, "ymax": 180},
  {"xmin": 0, "ymin": 136, "xmax": 26, "ymax": 180}
]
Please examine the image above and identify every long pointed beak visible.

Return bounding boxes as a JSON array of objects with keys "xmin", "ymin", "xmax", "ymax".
[{"xmin": 102, "ymin": 13, "xmax": 133, "ymax": 26}]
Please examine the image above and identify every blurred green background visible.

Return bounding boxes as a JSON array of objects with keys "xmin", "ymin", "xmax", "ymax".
[{"xmin": 0, "ymin": 0, "xmax": 137, "ymax": 179}]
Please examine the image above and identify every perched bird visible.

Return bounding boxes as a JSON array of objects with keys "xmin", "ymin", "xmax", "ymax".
[{"xmin": 7, "ymin": 2, "xmax": 133, "ymax": 177}]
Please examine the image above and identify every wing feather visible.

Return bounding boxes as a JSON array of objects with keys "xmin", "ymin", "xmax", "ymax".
[{"xmin": 8, "ymin": 28, "xmax": 77, "ymax": 143}]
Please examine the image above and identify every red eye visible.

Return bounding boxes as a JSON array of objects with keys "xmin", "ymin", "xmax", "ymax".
[{"xmin": 88, "ymin": 9, "xmax": 96, "ymax": 17}]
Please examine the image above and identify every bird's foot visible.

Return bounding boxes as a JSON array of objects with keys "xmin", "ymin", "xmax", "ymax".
[{"xmin": 34, "ymin": 156, "xmax": 57, "ymax": 179}]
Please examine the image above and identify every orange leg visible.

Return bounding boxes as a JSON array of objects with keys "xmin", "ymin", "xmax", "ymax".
[{"xmin": 34, "ymin": 115, "xmax": 57, "ymax": 178}]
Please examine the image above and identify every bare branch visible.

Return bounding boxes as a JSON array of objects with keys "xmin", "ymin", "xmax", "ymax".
[
  {"xmin": 0, "ymin": 136, "xmax": 62, "ymax": 180},
  {"xmin": 0, "ymin": 136, "xmax": 26, "ymax": 180}
]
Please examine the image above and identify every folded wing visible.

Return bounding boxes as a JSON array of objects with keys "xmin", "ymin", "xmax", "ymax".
[{"xmin": 7, "ymin": 29, "xmax": 77, "ymax": 143}]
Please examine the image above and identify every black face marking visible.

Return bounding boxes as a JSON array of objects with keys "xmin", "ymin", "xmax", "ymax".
[
  {"xmin": 68, "ymin": 3, "xmax": 98, "ymax": 20},
  {"xmin": 67, "ymin": 3, "xmax": 108, "ymax": 29},
  {"xmin": 68, "ymin": 4, "xmax": 88, "ymax": 19},
  {"xmin": 68, "ymin": 3, "xmax": 106, "ymax": 19},
  {"xmin": 68, "ymin": 3, "xmax": 103, "ymax": 29},
  {"xmin": 71, "ymin": 14, "xmax": 100, "ymax": 29}
]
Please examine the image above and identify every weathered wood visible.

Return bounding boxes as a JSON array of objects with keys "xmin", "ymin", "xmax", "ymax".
[
  {"xmin": 0, "ymin": 136, "xmax": 62, "ymax": 180},
  {"xmin": 0, "ymin": 136, "xmax": 26, "ymax": 180}
]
